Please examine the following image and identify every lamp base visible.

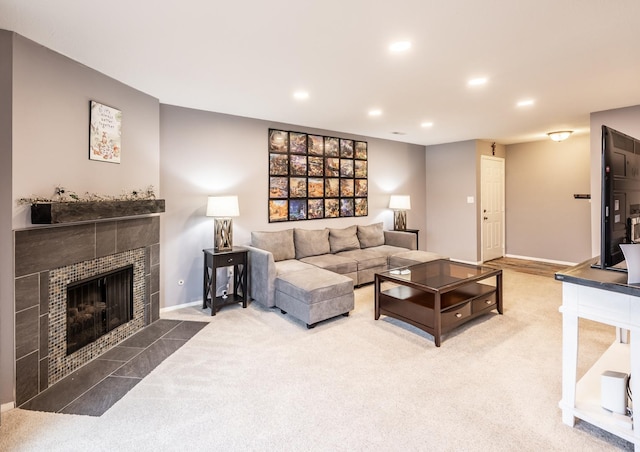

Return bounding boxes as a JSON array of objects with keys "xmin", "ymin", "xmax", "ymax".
[
  {"xmin": 214, "ymin": 218, "xmax": 233, "ymax": 252},
  {"xmin": 393, "ymin": 211, "xmax": 407, "ymax": 231}
]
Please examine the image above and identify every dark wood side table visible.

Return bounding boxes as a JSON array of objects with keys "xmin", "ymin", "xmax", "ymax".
[{"xmin": 202, "ymin": 247, "xmax": 249, "ymax": 316}]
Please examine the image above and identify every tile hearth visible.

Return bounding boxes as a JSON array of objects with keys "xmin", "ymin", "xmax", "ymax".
[{"xmin": 20, "ymin": 319, "xmax": 207, "ymax": 416}]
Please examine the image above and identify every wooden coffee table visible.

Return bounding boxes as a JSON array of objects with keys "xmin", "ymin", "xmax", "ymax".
[{"xmin": 374, "ymin": 259, "xmax": 502, "ymax": 346}]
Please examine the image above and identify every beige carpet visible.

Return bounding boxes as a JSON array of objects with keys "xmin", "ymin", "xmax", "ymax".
[{"xmin": 0, "ymin": 269, "xmax": 633, "ymax": 451}]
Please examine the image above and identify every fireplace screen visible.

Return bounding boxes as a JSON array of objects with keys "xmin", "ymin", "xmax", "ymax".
[{"xmin": 66, "ymin": 265, "xmax": 134, "ymax": 355}]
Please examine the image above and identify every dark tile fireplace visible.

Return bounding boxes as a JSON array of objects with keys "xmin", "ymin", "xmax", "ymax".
[{"xmin": 14, "ymin": 216, "xmax": 161, "ymax": 406}]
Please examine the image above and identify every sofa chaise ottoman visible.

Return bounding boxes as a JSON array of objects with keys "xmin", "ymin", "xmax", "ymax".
[{"xmin": 275, "ymin": 268, "xmax": 353, "ymax": 329}]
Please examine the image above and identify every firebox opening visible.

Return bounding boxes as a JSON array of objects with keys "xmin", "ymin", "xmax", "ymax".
[{"xmin": 66, "ymin": 264, "xmax": 134, "ymax": 355}]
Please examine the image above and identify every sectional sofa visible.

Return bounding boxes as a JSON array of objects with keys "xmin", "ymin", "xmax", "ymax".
[{"xmin": 246, "ymin": 223, "xmax": 443, "ymax": 328}]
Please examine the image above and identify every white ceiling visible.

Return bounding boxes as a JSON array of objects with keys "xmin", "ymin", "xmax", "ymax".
[{"xmin": 1, "ymin": 0, "xmax": 639, "ymax": 145}]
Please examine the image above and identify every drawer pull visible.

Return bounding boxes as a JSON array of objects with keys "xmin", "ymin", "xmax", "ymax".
[
  {"xmin": 455, "ymin": 312, "xmax": 462, "ymax": 318},
  {"xmin": 227, "ymin": 258, "xmax": 234, "ymax": 263},
  {"xmin": 485, "ymin": 299, "xmax": 492, "ymax": 304}
]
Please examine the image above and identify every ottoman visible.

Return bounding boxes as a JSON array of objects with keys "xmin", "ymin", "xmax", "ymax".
[
  {"xmin": 274, "ymin": 268, "xmax": 354, "ymax": 328},
  {"xmin": 388, "ymin": 250, "xmax": 446, "ymax": 268}
]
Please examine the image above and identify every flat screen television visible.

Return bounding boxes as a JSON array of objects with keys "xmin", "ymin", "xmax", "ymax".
[{"xmin": 596, "ymin": 125, "xmax": 640, "ymax": 270}]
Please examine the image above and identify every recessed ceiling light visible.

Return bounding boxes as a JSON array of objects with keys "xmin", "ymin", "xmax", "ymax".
[
  {"xmin": 421, "ymin": 122, "xmax": 433, "ymax": 128},
  {"xmin": 468, "ymin": 77, "xmax": 487, "ymax": 86},
  {"xmin": 293, "ymin": 91, "xmax": 309, "ymax": 100},
  {"xmin": 389, "ymin": 41, "xmax": 411, "ymax": 52},
  {"xmin": 517, "ymin": 99, "xmax": 535, "ymax": 107},
  {"xmin": 368, "ymin": 109, "xmax": 382, "ymax": 116},
  {"xmin": 391, "ymin": 131, "xmax": 407, "ymax": 135}
]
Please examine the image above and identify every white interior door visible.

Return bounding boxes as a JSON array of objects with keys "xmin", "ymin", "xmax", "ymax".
[{"xmin": 481, "ymin": 155, "xmax": 505, "ymax": 262}]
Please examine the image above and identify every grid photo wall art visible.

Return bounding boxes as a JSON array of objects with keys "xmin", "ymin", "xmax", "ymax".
[{"xmin": 268, "ymin": 129, "xmax": 368, "ymax": 222}]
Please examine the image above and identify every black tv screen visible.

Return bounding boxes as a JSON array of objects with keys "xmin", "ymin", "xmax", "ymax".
[{"xmin": 598, "ymin": 125, "xmax": 640, "ymax": 269}]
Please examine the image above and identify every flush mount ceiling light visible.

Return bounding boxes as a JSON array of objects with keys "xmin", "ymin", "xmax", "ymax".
[
  {"xmin": 468, "ymin": 77, "xmax": 487, "ymax": 86},
  {"xmin": 517, "ymin": 99, "xmax": 535, "ymax": 107},
  {"xmin": 293, "ymin": 91, "xmax": 309, "ymax": 100},
  {"xmin": 368, "ymin": 109, "xmax": 382, "ymax": 116},
  {"xmin": 420, "ymin": 122, "xmax": 433, "ymax": 128},
  {"xmin": 547, "ymin": 131, "xmax": 573, "ymax": 142},
  {"xmin": 389, "ymin": 41, "xmax": 411, "ymax": 52}
]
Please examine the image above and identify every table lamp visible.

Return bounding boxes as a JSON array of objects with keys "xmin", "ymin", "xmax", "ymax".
[
  {"xmin": 206, "ymin": 196, "xmax": 239, "ymax": 252},
  {"xmin": 389, "ymin": 195, "xmax": 411, "ymax": 231}
]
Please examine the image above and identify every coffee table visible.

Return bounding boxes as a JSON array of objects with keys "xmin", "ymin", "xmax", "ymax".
[{"xmin": 374, "ymin": 259, "xmax": 502, "ymax": 346}]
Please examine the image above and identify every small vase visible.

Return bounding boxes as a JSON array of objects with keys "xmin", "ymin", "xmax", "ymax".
[{"xmin": 619, "ymin": 244, "xmax": 640, "ymax": 284}]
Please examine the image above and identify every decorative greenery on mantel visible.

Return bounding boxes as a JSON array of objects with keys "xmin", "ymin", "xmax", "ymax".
[
  {"xmin": 17, "ymin": 186, "xmax": 165, "ymax": 224},
  {"xmin": 17, "ymin": 185, "xmax": 157, "ymax": 205}
]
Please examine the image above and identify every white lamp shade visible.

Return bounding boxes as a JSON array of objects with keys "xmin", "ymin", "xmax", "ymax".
[
  {"xmin": 389, "ymin": 195, "xmax": 411, "ymax": 210},
  {"xmin": 206, "ymin": 196, "xmax": 239, "ymax": 217}
]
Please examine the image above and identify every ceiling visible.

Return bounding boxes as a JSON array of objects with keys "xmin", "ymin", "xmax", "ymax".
[{"xmin": 1, "ymin": 0, "xmax": 639, "ymax": 146}]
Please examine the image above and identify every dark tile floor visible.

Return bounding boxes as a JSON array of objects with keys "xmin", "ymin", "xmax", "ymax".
[{"xmin": 20, "ymin": 319, "xmax": 208, "ymax": 416}]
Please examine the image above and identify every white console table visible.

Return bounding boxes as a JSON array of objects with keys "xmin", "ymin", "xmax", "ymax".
[{"xmin": 556, "ymin": 260, "xmax": 640, "ymax": 450}]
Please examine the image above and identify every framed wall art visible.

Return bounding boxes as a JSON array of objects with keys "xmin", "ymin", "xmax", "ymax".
[
  {"xmin": 89, "ymin": 100, "xmax": 122, "ymax": 163},
  {"xmin": 268, "ymin": 128, "xmax": 368, "ymax": 222}
]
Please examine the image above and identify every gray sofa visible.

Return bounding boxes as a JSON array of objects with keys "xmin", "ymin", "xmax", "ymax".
[{"xmin": 246, "ymin": 223, "xmax": 444, "ymax": 328}]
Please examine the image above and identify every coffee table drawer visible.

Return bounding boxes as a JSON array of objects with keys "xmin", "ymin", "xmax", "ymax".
[
  {"xmin": 442, "ymin": 302, "xmax": 471, "ymax": 326},
  {"xmin": 472, "ymin": 292, "xmax": 496, "ymax": 313}
]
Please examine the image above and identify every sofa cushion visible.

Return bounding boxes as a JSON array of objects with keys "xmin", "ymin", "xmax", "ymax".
[
  {"xmin": 294, "ymin": 228, "xmax": 330, "ymax": 259},
  {"xmin": 300, "ymin": 254, "xmax": 358, "ymax": 275},
  {"xmin": 329, "ymin": 225, "xmax": 360, "ymax": 253},
  {"xmin": 367, "ymin": 244, "xmax": 411, "ymax": 257},
  {"xmin": 357, "ymin": 223, "xmax": 385, "ymax": 248},
  {"xmin": 336, "ymin": 249, "xmax": 388, "ymax": 270},
  {"xmin": 275, "ymin": 268, "xmax": 353, "ymax": 305},
  {"xmin": 274, "ymin": 259, "xmax": 316, "ymax": 276},
  {"xmin": 251, "ymin": 229, "xmax": 295, "ymax": 262}
]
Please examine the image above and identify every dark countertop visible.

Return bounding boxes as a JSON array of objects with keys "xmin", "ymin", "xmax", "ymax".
[{"xmin": 554, "ymin": 257, "xmax": 640, "ymax": 296}]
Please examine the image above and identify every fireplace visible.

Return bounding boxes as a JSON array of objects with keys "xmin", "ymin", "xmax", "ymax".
[
  {"xmin": 14, "ymin": 216, "xmax": 161, "ymax": 406},
  {"xmin": 66, "ymin": 265, "xmax": 134, "ymax": 355}
]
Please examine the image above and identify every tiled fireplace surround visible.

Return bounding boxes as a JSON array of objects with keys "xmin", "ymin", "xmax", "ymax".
[{"xmin": 13, "ymin": 216, "xmax": 160, "ymax": 406}]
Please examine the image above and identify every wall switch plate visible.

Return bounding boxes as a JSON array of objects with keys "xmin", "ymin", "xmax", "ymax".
[{"xmin": 467, "ymin": 196, "xmax": 474, "ymax": 204}]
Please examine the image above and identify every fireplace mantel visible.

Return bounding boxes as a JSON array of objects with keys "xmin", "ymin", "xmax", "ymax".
[{"xmin": 31, "ymin": 199, "xmax": 165, "ymax": 224}]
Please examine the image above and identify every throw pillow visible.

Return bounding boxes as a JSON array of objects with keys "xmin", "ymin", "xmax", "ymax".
[
  {"xmin": 251, "ymin": 229, "xmax": 295, "ymax": 261},
  {"xmin": 329, "ymin": 225, "xmax": 361, "ymax": 253},
  {"xmin": 357, "ymin": 223, "xmax": 385, "ymax": 248},
  {"xmin": 294, "ymin": 228, "xmax": 330, "ymax": 259}
]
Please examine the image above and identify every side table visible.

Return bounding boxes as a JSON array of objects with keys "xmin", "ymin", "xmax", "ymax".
[{"xmin": 202, "ymin": 247, "xmax": 249, "ymax": 316}]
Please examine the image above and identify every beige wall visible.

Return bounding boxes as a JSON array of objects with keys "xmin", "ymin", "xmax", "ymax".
[
  {"xmin": 505, "ymin": 135, "xmax": 591, "ymax": 264},
  {"xmin": 590, "ymin": 105, "xmax": 640, "ymax": 259},
  {"xmin": 0, "ymin": 30, "xmax": 13, "ymax": 410},
  {"xmin": 159, "ymin": 104, "xmax": 427, "ymax": 308}
]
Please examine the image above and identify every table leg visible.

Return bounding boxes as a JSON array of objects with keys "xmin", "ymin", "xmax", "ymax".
[
  {"xmin": 561, "ymin": 310, "xmax": 578, "ymax": 426},
  {"xmin": 434, "ymin": 292, "xmax": 441, "ymax": 347},
  {"xmin": 374, "ymin": 275, "xmax": 380, "ymax": 320}
]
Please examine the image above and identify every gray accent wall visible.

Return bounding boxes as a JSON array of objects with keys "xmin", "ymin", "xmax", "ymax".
[
  {"xmin": 590, "ymin": 105, "xmax": 640, "ymax": 259},
  {"xmin": 425, "ymin": 140, "xmax": 478, "ymax": 263},
  {"xmin": 11, "ymin": 33, "xmax": 160, "ymax": 229},
  {"xmin": 159, "ymin": 104, "xmax": 427, "ymax": 309},
  {"xmin": 505, "ymin": 135, "xmax": 591, "ymax": 264}
]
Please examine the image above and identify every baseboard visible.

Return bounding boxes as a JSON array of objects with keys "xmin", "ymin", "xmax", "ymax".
[
  {"xmin": 160, "ymin": 299, "xmax": 201, "ymax": 314},
  {"xmin": 1, "ymin": 401, "xmax": 15, "ymax": 413},
  {"xmin": 504, "ymin": 254, "xmax": 576, "ymax": 267}
]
